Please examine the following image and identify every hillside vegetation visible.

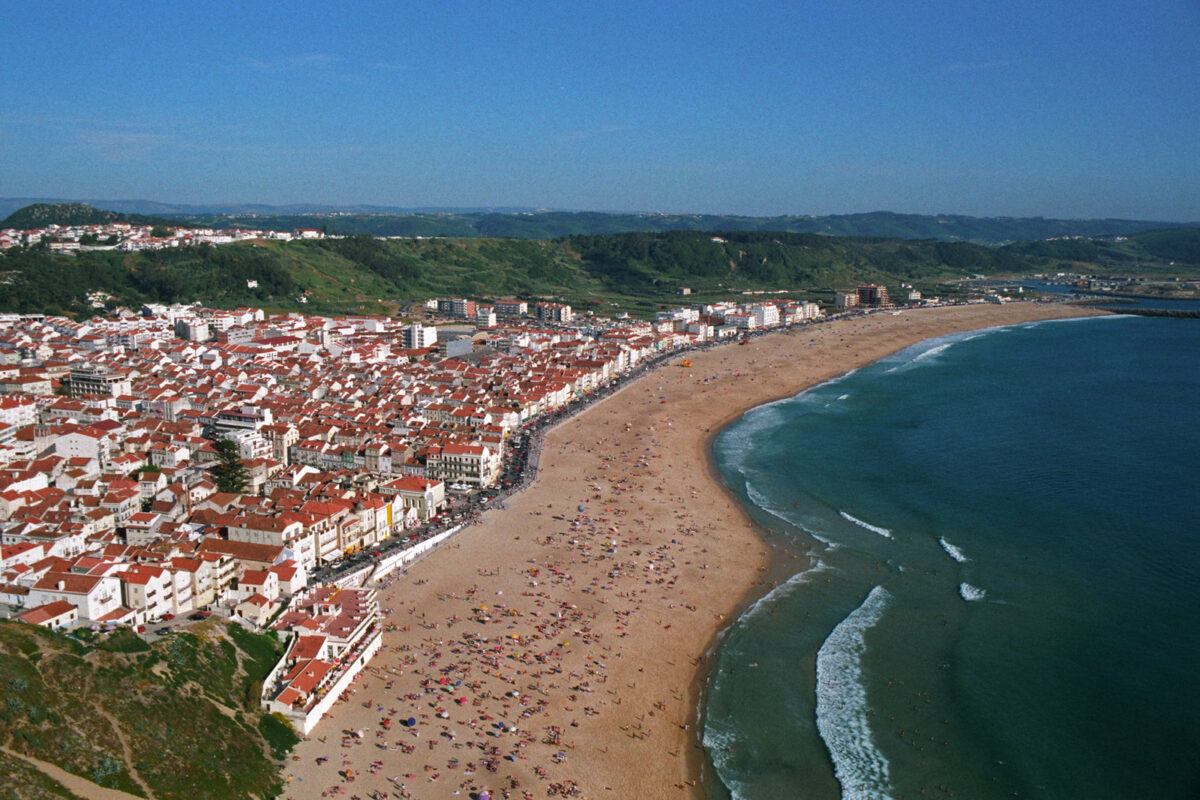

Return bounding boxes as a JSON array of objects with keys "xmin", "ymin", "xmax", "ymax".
[
  {"xmin": 1, "ymin": 227, "xmax": 1197, "ymax": 318},
  {"xmin": 0, "ymin": 620, "xmax": 295, "ymax": 800},
  {"xmin": 6, "ymin": 202, "xmax": 1196, "ymax": 245},
  {"xmin": 169, "ymin": 209, "xmax": 1198, "ymax": 244},
  {"xmin": 1, "ymin": 203, "xmax": 184, "ymax": 231}
]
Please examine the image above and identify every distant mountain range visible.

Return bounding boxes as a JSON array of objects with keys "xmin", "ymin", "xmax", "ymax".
[{"xmin": 2, "ymin": 199, "xmax": 1196, "ymax": 245}]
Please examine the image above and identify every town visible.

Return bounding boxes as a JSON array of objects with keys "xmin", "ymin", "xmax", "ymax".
[
  {"xmin": 0, "ymin": 219, "xmax": 327, "ymax": 253},
  {"xmin": 0, "ymin": 291, "xmax": 827, "ymax": 733}
]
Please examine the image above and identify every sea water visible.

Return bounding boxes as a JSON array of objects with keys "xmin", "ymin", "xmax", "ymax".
[{"xmin": 703, "ymin": 314, "xmax": 1200, "ymax": 800}]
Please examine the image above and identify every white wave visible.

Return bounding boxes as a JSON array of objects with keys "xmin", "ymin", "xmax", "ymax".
[
  {"xmin": 745, "ymin": 482, "xmax": 795, "ymax": 527},
  {"xmin": 736, "ymin": 559, "xmax": 830, "ymax": 627},
  {"xmin": 745, "ymin": 483, "xmax": 841, "ymax": 551},
  {"xmin": 840, "ymin": 511, "xmax": 893, "ymax": 539},
  {"xmin": 837, "ymin": 393, "xmax": 850, "ymax": 401},
  {"xmin": 938, "ymin": 537, "xmax": 968, "ymax": 563},
  {"xmin": 715, "ymin": 402, "xmax": 789, "ymax": 470},
  {"xmin": 816, "ymin": 586, "xmax": 895, "ymax": 800},
  {"xmin": 794, "ymin": 368, "xmax": 858, "ymax": 402},
  {"xmin": 882, "ymin": 326, "xmax": 1005, "ymax": 374},
  {"xmin": 959, "ymin": 583, "xmax": 986, "ymax": 602},
  {"xmin": 736, "ymin": 399, "xmax": 791, "ymax": 430},
  {"xmin": 911, "ymin": 341, "xmax": 953, "ymax": 363},
  {"xmin": 810, "ymin": 532, "xmax": 840, "ymax": 550},
  {"xmin": 701, "ymin": 724, "xmax": 754, "ymax": 800}
]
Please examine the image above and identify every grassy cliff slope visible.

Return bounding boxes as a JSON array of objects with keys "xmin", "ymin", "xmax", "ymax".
[{"xmin": 0, "ymin": 621, "xmax": 295, "ymax": 800}]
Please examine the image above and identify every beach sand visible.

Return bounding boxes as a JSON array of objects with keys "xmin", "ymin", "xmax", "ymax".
[{"xmin": 283, "ymin": 303, "xmax": 1105, "ymax": 800}]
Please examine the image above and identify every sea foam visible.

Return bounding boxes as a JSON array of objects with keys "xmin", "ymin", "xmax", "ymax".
[
  {"xmin": 840, "ymin": 511, "xmax": 893, "ymax": 539},
  {"xmin": 745, "ymin": 482, "xmax": 796, "ymax": 528},
  {"xmin": 883, "ymin": 327, "xmax": 1004, "ymax": 373},
  {"xmin": 816, "ymin": 585, "xmax": 896, "ymax": 800},
  {"xmin": 701, "ymin": 723, "xmax": 754, "ymax": 800},
  {"xmin": 959, "ymin": 583, "xmax": 986, "ymax": 601},
  {"xmin": 912, "ymin": 341, "xmax": 954, "ymax": 363},
  {"xmin": 702, "ymin": 561, "xmax": 828, "ymax": 800},
  {"xmin": 745, "ymin": 483, "xmax": 840, "ymax": 551},
  {"xmin": 939, "ymin": 537, "xmax": 968, "ymax": 563},
  {"xmin": 736, "ymin": 559, "xmax": 830, "ymax": 627}
]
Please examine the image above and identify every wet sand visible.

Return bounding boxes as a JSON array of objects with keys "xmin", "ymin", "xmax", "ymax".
[{"xmin": 284, "ymin": 303, "xmax": 1105, "ymax": 800}]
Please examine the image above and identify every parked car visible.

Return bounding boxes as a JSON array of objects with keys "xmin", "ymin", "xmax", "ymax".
[{"xmin": 156, "ymin": 627, "xmax": 172, "ymax": 636}]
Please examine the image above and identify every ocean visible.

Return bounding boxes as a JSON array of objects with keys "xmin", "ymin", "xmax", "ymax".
[{"xmin": 703, "ymin": 313, "xmax": 1200, "ymax": 800}]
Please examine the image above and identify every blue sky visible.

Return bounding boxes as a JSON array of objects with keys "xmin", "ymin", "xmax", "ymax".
[{"xmin": 2, "ymin": 0, "xmax": 1198, "ymax": 219}]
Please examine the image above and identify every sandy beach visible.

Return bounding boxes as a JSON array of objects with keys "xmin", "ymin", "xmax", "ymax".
[{"xmin": 283, "ymin": 302, "xmax": 1105, "ymax": 800}]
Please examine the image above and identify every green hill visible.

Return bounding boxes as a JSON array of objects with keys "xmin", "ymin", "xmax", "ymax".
[
  {"xmin": 2, "ymin": 203, "xmax": 125, "ymax": 228},
  {"xmin": 171, "ymin": 209, "xmax": 1197, "ymax": 245},
  {"xmin": 1, "ymin": 203, "xmax": 185, "ymax": 231},
  {"xmin": 0, "ymin": 620, "xmax": 295, "ymax": 800},
  {"xmin": 7, "ymin": 201, "xmax": 1195, "ymax": 245},
  {"xmin": 1003, "ymin": 227, "xmax": 1200, "ymax": 270},
  {"xmin": 1, "ymin": 227, "xmax": 1197, "ymax": 319}
]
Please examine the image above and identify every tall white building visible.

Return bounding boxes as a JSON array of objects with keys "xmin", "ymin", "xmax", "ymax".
[
  {"xmin": 401, "ymin": 323, "xmax": 438, "ymax": 349},
  {"xmin": 751, "ymin": 303, "xmax": 780, "ymax": 328}
]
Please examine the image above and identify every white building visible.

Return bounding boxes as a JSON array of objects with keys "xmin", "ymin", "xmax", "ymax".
[
  {"xmin": 476, "ymin": 306, "xmax": 497, "ymax": 329},
  {"xmin": 119, "ymin": 564, "xmax": 176, "ymax": 619},
  {"xmin": 751, "ymin": 303, "xmax": 780, "ymax": 328},
  {"xmin": 400, "ymin": 323, "xmax": 438, "ymax": 349},
  {"xmin": 221, "ymin": 429, "xmax": 273, "ymax": 460},
  {"xmin": 174, "ymin": 318, "xmax": 211, "ymax": 342},
  {"xmin": 379, "ymin": 475, "xmax": 446, "ymax": 521},
  {"xmin": 28, "ymin": 572, "xmax": 122, "ymax": 621}
]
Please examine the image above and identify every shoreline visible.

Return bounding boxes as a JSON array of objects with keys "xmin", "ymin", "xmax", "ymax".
[{"xmin": 284, "ymin": 303, "xmax": 1107, "ymax": 800}]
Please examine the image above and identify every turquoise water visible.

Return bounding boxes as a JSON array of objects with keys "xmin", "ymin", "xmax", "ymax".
[{"xmin": 704, "ymin": 315, "xmax": 1200, "ymax": 800}]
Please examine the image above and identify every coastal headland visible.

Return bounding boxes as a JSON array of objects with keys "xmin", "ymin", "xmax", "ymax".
[{"xmin": 285, "ymin": 302, "xmax": 1107, "ymax": 800}]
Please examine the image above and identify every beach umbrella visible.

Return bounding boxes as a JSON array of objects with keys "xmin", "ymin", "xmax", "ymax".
[{"xmin": 407, "ymin": 716, "xmax": 417, "ymax": 727}]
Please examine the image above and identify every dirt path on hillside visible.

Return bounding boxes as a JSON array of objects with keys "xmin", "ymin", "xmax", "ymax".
[{"xmin": 1, "ymin": 746, "xmax": 147, "ymax": 800}]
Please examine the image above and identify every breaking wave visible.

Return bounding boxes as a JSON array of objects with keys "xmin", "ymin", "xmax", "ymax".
[
  {"xmin": 702, "ymin": 723, "xmax": 753, "ymax": 800},
  {"xmin": 736, "ymin": 559, "xmax": 831, "ymax": 628},
  {"xmin": 704, "ymin": 560, "xmax": 830, "ymax": 800},
  {"xmin": 939, "ymin": 537, "xmax": 968, "ymax": 563},
  {"xmin": 840, "ymin": 511, "xmax": 893, "ymax": 539},
  {"xmin": 816, "ymin": 585, "xmax": 895, "ymax": 800},
  {"xmin": 959, "ymin": 583, "xmax": 987, "ymax": 602}
]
